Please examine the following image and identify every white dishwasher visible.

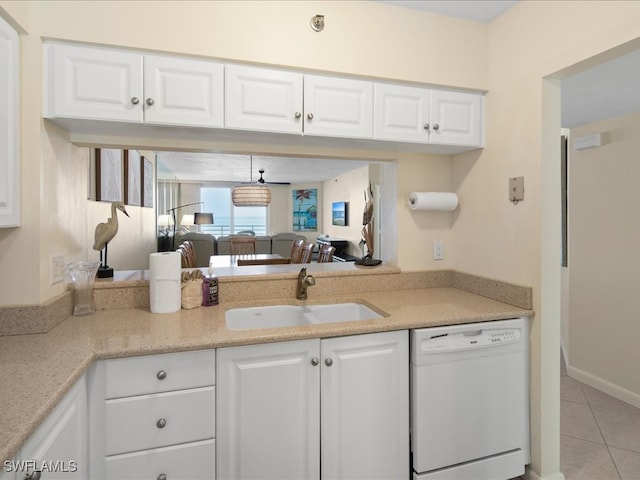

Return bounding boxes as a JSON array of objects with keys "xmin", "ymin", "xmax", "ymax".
[{"xmin": 411, "ymin": 317, "xmax": 529, "ymax": 480}]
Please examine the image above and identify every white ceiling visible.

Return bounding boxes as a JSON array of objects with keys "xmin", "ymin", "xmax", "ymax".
[
  {"xmin": 376, "ymin": 0, "xmax": 518, "ymax": 22},
  {"xmin": 561, "ymin": 49, "xmax": 640, "ymax": 128},
  {"xmin": 157, "ymin": 0, "xmax": 638, "ymax": 182},
  {"xmin": 156, "ymin": 152, "xmax": 374, "ymax": 185}
]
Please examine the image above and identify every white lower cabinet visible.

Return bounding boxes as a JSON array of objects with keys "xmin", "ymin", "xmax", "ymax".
[
  {"xmin": 14, "ymin": 375, "xmax": 87, "ymax": 480},
  {"xmin": 88, "ymin": 349, "xmax": 216, "ymax": 480},
  {"xmin": 216, "ymin": 330, "xmax": 409, "ymax": 480}
]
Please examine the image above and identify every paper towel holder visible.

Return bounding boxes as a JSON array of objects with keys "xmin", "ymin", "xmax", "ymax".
[{"xmin": 407, "ymin": 192, "xmax": 459, "ymax": 211}]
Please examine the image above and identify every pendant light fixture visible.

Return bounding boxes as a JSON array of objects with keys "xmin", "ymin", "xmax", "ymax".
[{"xmin": 232, "ymin": 156, "xmax": 272, "ymax": 207}]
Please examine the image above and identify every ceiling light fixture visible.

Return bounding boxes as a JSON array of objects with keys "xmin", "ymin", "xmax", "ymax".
[{"xmin": 232, "ymin": 156, "xmax": 272, "ymax": 207}]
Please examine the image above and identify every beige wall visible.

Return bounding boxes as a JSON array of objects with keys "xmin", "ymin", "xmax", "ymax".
[
  {"xmin": 568, "ymin": 112, "xmax": 640, "ymax": 406},
  {"xmin": 3, "ymin": 0, "xmax": 640, "ymax": 477},
  {"xmin": 322, "ymin": 164, "xmax": 368, "ymax": 257}
]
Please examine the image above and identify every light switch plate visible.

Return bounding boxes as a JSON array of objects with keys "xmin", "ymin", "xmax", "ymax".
[
  {"xmin": 509, "ymin": 176, "xmax": 524, "ymax": 203},
  {"xmin": 433, "ymin": 240, "xmax": 444, "ymax": 260}
]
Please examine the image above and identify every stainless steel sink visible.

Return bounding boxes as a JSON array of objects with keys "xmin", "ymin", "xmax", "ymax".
[{"xmin": 225, "ymin": 302, "xmax": 383, "ymax": 330}]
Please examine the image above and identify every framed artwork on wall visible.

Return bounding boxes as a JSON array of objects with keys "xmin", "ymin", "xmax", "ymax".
[
  {"xmin": 293, "ymin": 188, "xmax": 317, "ymax": 232},
  {"xmin": 95, "ymin": 148, "xmax": 123, "ymax": 203},
  {"xmin": 332, "ymin": 201, "xmax": 348, "ymax": 226},
  {"xmin": 142, "ymin": 156, "xmax": 154, "ymax": 208},
  {"xmin": 124, "ymin": 149, "xmax": 141, "ymax": 206}
]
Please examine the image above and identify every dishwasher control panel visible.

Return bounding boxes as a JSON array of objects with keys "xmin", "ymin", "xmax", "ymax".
[{"xmin": 419, "ymin": 327, "xmax": 521, "ymax": 353}]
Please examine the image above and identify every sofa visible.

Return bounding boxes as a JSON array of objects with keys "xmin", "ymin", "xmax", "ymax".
[{"xmin": 174, "ymin": 231, "xmax": 307, "ymax": 267}]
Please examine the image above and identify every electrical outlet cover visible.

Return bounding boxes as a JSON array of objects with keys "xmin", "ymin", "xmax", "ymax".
[{"xmin": 51, "ymin": 254, "xmax": 65, "ymax": 284}]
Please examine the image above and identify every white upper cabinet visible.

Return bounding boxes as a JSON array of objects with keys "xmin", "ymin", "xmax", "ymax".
[
  {"xmin": 225, "ymin": 66, "xmax": 373, "ymax": 139},
  {"xmin": 303, "ymin": 74, "xmax": 373, "ymax": 139},
  {"xmin": 43, "ymin": 41, "xmax": 484, "ymax": 151},
  {"xmin": 44, "ymin": 42, "xmax": 224, "ymax": 128},
  {"xmin": 374, "ymin": 82, "xmax": 484, "ymax": 147},
  {"xmin": 44, "ymin": 43, "xmax": 143, "ymax": 122},
  {"xmin": 374, "ymin": 83, "xmax": 430, "ymax": 143},
  {"xmin": 144, "ymin": 55, "xmax": 224, "ymax": 128},
  {"xmin": 429, "ymin": 89, "xmax": 483, "ymax": 147},
  {"xmin": 225, "ymin": 64, "xmax": 303, "ymax": 134},
  {"xmin": 0, "ymin": 15, "xmax": 20, "ymax": 228}
]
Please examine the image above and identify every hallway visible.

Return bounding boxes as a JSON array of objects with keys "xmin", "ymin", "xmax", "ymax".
[{"xmin": 561, "ymin": 360, "xmax": 640, "ymax": 479}]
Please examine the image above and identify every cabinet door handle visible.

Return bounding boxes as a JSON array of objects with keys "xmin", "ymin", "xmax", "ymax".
[
  {"xmin": 157, "ymin": 474, "xmax": 167, "ymax": 480},
  {"xmin": 423, "ymin": 123, "xmax": 430, "ymax": 131},
  {"xmin": 156, "ymin": 418, "xmax": 167, "ymax": 429},
  {"xmin": 307, "ymin": 113, "xmax": 314, "ymax": 121},
  {"xmin": 432, "ymin": 123, "xmax": 440, "ymax": 131},
  {"xmin": 325, "ymin": 357, "xmax": 333, "ymax": 367},
  {"xmin": 24, "ymin": 472, "xmax": 42, "ymax": 480},
  {"xmin": 295, "ymin": 111, "xmax": 302, "ymax": 119},
  {"xmin": 146, "ymin": 97, "xmax": 155, "ymax": 106},
  {"xmin": 130, "ymin": 97, "xmax": 140, "ymax": 105},
  {"xmin": 311, "ymin": 357, "xmax": 319, "ymax": 366},
  {"xmin": 156, "ymin": 370, "xmax": 167, "ymax": 380}
]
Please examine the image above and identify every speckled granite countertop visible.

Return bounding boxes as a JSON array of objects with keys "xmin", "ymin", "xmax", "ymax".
[{"xmin": 0, "ymin": 271, "xmax": 532, "ymax": 464}]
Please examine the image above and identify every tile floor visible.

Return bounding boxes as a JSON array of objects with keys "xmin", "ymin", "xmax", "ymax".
[{"xmin": 561, "ymin": 358, "xmax": 640, "ymax": 479}]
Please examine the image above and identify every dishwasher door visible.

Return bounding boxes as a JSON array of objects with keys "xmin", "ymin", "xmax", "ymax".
[{"xmin": 411, "ymin": 318, "xmax": 529, "ymax": 478}]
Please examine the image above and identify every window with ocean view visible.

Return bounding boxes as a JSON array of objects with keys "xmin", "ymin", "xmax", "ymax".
[{"xmin": 201, "ymin": 187, "xmax": 268, "ymax": 236}]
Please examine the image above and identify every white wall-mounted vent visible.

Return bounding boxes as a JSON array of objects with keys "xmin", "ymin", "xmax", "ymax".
[{"xmin": 574, "ymin": 133, "xmax": 602, "ymax": 150}]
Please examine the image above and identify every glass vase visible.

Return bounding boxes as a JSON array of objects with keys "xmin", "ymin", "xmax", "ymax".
[{"xmin": 67, "ymin": 261, "xmax": 100, "ymax": 316}]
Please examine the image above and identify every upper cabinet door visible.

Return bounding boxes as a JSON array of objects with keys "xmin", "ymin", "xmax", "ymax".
[
  {"xmin": 225, "ymin": 64, "xmax": 303, "ymax": 134},
  {"xmin": 303, "ymin": 75, "xmax": 373, "ymax": 139},
  {"xmin": 143, "ymin": 55, "xmax": 224, "ymax": 128},
  {"xmin": 0, "ymin": 15, "xmax": 19, "ymax": 228},
  {"xmin": 373, "ymin": 83, "xmax": 430, "ymax": 143},
  {"xmin": 429, "ymin": 90, "xmax": 484, "ymax": 147},
  {"xmin": 44, "ymin": 43, "xmax": 143, "ymax": 122}
]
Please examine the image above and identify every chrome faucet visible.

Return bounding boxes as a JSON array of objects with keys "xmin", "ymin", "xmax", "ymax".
[{"xmin": 296, "ymin": 267, "xmax": 315, "ymax": 300}]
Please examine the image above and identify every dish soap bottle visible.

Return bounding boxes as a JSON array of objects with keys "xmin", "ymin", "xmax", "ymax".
[{"xmin": 202, "ymin": 262, "xmax": 219, "ymax": 306}]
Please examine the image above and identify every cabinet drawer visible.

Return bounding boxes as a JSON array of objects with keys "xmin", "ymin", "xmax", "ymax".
[
  {"xmin": 104, "ymin": 349, "xmax": 215, "ymax": 398},
  {"xmin": 105, "ymin": 439, "xmax": 215, "ymax": 480},
  {"xmin": 105, "ymin": 386, "xmax": 215, "ymax": 455}
]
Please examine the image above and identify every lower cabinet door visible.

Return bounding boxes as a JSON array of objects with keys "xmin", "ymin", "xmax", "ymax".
[
  {"xmin": 321, "ymin": 330, "xmax": 409, "ymax": 480},
  {"xmin": 105, "ymin": 439, "xmax": 215, "ymax": 480},
  {"xmin": 217, "ymin": 339, "xmax": 320, "ymax": 480}
]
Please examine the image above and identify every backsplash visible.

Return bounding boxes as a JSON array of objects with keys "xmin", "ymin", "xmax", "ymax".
[{"xmin": 0, "ymin": 269, "xmax": 532, "ymax": 336}]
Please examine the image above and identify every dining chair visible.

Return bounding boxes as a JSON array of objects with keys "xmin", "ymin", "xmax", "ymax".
[
  {"xmin": 317, "ymin": 244, "xmax": 335, "ymax": 263},
  {"xmin": 177, "ymin": 242, "xmax": 196, "ymax": 268},
  {"xmin": 289, "ymin": 238, "xmax": 305, "ymax": 263},
  {"xmin": 237, "ymin": 257, "xmax": 292, "ymax": 266},
  {"xmin": 229, "ymin": 236, "xmax": 256, "ymax": 255},
  {"xmin": 299, "ymin": 242, "xmax": 314, "ymax": 264}
]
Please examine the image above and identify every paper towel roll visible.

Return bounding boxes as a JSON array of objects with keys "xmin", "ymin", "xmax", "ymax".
[
  {"xmin": 408, "ymin": 192, "xmax": 458, "ymax": 211},
  {"xmin": 149, "ymin": 252, "xmax": 182, "ymax": 313}
]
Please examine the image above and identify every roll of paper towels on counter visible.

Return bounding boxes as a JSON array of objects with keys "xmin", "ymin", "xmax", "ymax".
[
  {"xmin": 149, "ymin": 252, "xmax": 181, "ymax": 313},
  {"xmin": 408, "ymin": 192, "xmax": 459, "ymax": 211}
]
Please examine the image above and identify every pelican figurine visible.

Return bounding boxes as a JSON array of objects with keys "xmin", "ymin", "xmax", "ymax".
[{"xmin": 93, "ymin": 201, "xmax": 130, "ymax": 278}]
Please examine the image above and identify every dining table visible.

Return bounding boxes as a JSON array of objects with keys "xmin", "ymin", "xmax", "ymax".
[{"xmin": 208, "ymin": 253, "xmax": 286, "ymax": 268}]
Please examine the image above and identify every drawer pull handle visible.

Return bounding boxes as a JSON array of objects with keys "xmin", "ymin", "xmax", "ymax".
[
  {"xmin": 157, "ymin": 474, "xmax": 167, "ymax": 480},
  {"xmin": 24, "ymin": 472, "xmax": 41, "ymax": 480},
  {"xmin": 156, "ymin": 418, "xmax": 167, "ymax": 429},
  {"xmin": 156, "ymin": 370, "xmax": 167, "ymax": 380}
]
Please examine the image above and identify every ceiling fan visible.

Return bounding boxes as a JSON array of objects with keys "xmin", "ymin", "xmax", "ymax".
[{"xmin": 257, "ymin": 169, "xmax": 290, "ymax": 185}]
